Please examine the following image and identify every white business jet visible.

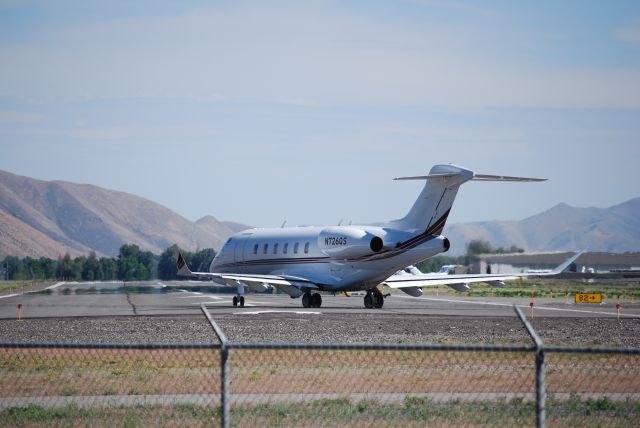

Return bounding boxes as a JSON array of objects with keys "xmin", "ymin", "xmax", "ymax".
[{"xmin": 177, "ymin": 164, "xmax": 580, "ymax": 308}]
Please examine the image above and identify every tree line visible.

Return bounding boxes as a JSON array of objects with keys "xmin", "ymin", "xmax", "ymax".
[
  {"xmin": 1, "ymin": 244, "xmax": 216, "ymax": 282},
  {"xmin": 3, "ymin": 239, "xmax": 521, "ymax": 280}
]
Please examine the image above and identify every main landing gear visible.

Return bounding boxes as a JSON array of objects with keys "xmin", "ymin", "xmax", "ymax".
[
  {"xmin": 232, "ymin": 295, "xmax": 245, "ymax": 307},
  {"xmin": 302, "ymin": 292, "xmax": 322, "ymax": 308},
  {"xmin": 364, "ymin": 288, "xmax": 385, "ymax": 309}
]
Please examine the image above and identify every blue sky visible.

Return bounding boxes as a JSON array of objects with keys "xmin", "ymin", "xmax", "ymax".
[{"xmin": 1, "ymin": 1, "xmax": 639, "ymax": 228}]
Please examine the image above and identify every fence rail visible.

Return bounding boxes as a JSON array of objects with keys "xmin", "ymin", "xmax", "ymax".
[{"xmin": 0, "ymin": 303, "xmax": 638, "ymax": 427}]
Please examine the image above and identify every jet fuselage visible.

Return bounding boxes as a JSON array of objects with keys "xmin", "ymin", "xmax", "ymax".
[{"xmin": 210, "ymin": 225, "xmax": 449, "ymax": 292}]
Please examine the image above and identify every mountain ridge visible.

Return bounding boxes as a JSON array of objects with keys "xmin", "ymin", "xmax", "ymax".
[
  {"xmin": 0, "ymin": 170, "xmax": 249, "ymax": 258},
  {"xmin": 1, "ymin": 169, "xmax": 638, "ymax": 258},
  {"xmin": 444, "ymin": 197, "xmax": 640, "ymax": 255}
]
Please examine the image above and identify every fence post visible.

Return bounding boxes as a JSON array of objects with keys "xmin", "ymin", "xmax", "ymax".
[
  {"xmin": 221, "ymin": 343, "xmax": 230, "ymax": 428},
  {"xmin": 201, "ymin": 304, "xmax": 230, "ymax": 428},
  {"xmin": 514, "ymin": 305, "xmax": 545, "ymax": 428},
  {"xmin": 535, "ymin": 347, "xmax": 546, "ymax": 428}
]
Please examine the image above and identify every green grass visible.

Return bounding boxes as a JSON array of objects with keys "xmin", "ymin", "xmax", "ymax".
[
  {"xmin": 2, "ymin": 404, "xmax": 220, "ymax": 427},
  {"xmin": 0, "ymin": 281, "xmax": 25, "ymax": 294},
  {"xmin": 409, "ymin": 278, "xmax": 640, "ymax": 300},
  {"xmin": 0, "ymin": 280, "xmax": 55, "ymax": 295},
  {"xmin": 3, "ymin": 396, "xmax": 637, "ymax": 427}
]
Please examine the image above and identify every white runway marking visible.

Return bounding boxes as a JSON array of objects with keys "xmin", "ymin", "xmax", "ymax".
[
  {"xmin": 176, "ymin": 295, "xmax": 223, "ymax": 299},
  {"xmin": 394, "ymin": 295, "xmax": 640, "ymax": 318},
  {"xmin": 234, "ymin": 310, "xmax": 322, "ymax": 315},
  {"xmin": 45, "ymin": 282, "xmax": 66, "ymax": 290},
  {"xmin": 194, "ymin": 301, "xmax": 257, "ymax": 307},
  {"xmin": 0, "ymin": 294, "xmax": 20, "ymax": 300}
]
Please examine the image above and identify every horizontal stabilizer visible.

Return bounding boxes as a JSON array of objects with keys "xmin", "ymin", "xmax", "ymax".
[
  {"xmin": 472, "ymin": 174, "xmax": 546, "ymax": 182},
  {"xmin": 393, "ymin": 173, "xmax": 458, "ymax": 181}
]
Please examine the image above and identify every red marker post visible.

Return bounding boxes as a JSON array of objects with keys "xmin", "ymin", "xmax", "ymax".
[
  {"xmin": 530, "ymin": 289, "xmax": 535, "ymax": 319},
  {"xmin": 616, "ymin": 302, "xmax": 621, "ymax": 321},
  {"xmin": 17, "ymin": 304, "xmax": 22, "ymax": 321}
]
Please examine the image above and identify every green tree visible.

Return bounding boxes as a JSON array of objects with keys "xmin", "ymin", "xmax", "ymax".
[
  {"xmin": 40, "ymin": 257, "xmax": 57, "ymax": 279},
  {"xmin": 100, "ymin": 257, "xmax": 117, "ymax": 280},
  {"xmin": 82, "ymin": 252, "xmax": 101, "ymax": 281},
  {"xmin": 415, "ymin": 255, "xmax": 465, "ymax": 273},
  {"xmin": 70, "ymin": 256, "xmax": 84, "ymax": 281},
  {"xmin": 57, "ymin": 254, "xmax": 72, "ymax": 280},
  {"xmin": 3, "ymin": 256, "xmax": 24, "ymax": 280},
  {"xmin": 190, "ymin": 248, "xmax": 216, "ymax": 272},
  {"xmin": 466, "ymin": 240, "xmax": 494, "ymax": 256},
  {"xmin": 157, "ymin": 244, "xmax": 182, "ymax": 280},
  {"xmin": 116, "ymin": 244, "xmax": 157, "ymax": 280},
  {"xmin": 157, "ymin": 245, "xmax": 216, "ymax": 280}
]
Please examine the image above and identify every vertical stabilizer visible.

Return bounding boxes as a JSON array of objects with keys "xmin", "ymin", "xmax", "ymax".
[
  {"xmin": 389, "ymin": 164, "xmax": 474, "ymax": 233},
  {"xmin": 389, "ymin": 164, "xmax": 546, "ymax": 234}
]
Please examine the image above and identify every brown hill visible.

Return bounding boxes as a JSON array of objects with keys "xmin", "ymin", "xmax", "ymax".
[
  {"xmin": 0, "ymin": 170, "xmax": 250, "ymax": 258},
  {"xmin": 444, "ymin": 198, "xmax": 640, "ymax": 255}
]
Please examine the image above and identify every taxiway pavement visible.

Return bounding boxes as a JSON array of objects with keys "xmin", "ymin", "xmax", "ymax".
[{"xmin": 0, "ymin": 280, "xmax": 638, "ymax": 320}]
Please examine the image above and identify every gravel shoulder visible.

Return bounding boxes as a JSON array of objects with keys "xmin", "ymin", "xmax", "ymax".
[{"xmin": 0, "ymin": 314, "xmax": 638, "ymax": 347}]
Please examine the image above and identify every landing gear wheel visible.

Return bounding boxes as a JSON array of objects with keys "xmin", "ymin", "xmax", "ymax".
[
  {"xmin": 372, "ymin": 288, "xmax": 384, "ymax": 309},
  {"xmin": 302, "ymin": 292, "xmax": 311, "ymax": 308},
  {"xmin": 240, "ymin": 296, "xmax": 245, "ymax": 307},
  {"xmin": 311, "ymin": 293, "xmax": 322, "ymax": 308},
  {"xmin": 364, "ymin": 292, "xmax": 373, "ymax": 309},
  {"xmin": 232, "ymin": 296, "xmax": 238, "ymax": 307}
]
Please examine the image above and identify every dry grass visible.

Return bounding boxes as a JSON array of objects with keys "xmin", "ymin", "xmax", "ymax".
[{"xmin": 1, "ymin": 348, "xmax": 639, "ymax": 398}]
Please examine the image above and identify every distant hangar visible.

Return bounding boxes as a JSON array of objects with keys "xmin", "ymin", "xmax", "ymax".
[{"xmin": 471, "ymin": 252, "xmax": 640, "ymax": 276}]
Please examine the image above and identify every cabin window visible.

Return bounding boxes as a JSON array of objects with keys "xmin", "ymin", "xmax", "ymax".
[
  {"xmin": 253, "ymin": 244, "xmax": 258, "ymax": 255},
  {"xmin": 263, "ymin": 243, "xmax": 268, "ymax": 254},
  {"xmin": 273, "ymin": 243, "xmax": 279, "ymax": 254},
  {"xmin": 283, "ymin": 243, "xmax": 288, "ymax": 254},
  {"xmin": 293, "ymin": 242, "xmax": 299, "ymax": 254},
  {"xmin": 304, "ymin": 242, "xmax": 310, "ymax": 254}
]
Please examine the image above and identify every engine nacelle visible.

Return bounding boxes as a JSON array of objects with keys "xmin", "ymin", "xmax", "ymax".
[{"xmin": 318, "ymin": 227, "xmax": 385, "ymax": 259}]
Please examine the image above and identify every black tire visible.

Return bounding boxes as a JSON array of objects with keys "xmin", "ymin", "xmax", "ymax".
[
  {"xmin": 232, "ymin": 296, "xmax": 238, "ymax": 307},
  {"xmin": 364, "ymin": 293, "xmax": 373, "ymax": 309},
  {"xmin": 240, "ymin": 296, "xmax": 245, "ymax": 307},
  {"xmin": 372, "ymin": 288, "xmax": 384, "ymax": 308},
  {"xmin": 311, "ymin": 293, "xmax": 322, "ymax": 308},
  {"xmin": 302, "ymin": 292, "xmax": 311, "ymax": 308},
  {"xmin": 374, "ymin": 293, "xmax": 384, "ymax": 308}
]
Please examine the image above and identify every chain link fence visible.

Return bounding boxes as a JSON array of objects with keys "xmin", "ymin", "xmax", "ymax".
[{"xmin": 1, "ymin": 304, "xmax": 639, "ymax": 427}]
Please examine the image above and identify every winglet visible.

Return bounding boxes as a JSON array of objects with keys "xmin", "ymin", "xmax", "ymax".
[
  {"xmin": 544, "ymin": 250, "xmax": 585, "ymax": 276},
  {"xmin": 176, "ymin": 252, "xmax": 194, "ymax": 277}
]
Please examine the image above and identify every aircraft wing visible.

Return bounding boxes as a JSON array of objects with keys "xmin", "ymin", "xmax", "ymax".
[
  {"xmin": 384, "ymin": 273, "xmax": 521, "ymax": 288},
  {"xmin": 384, "ymin": 251, "xmax": 584, "ymax": 292},
  {"xmin": 176, "ymin": 253, "xmax": 316, "ymax": 297}
]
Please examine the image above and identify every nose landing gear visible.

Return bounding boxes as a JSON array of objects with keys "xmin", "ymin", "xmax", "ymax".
[{"xmin": 364, "ymin": 287, "xmax": 385, "ymax": 309}]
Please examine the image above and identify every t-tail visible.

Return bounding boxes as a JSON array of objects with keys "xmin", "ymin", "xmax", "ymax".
[{"xmin": 389, "ymin": 164, "xmax": 546, "ymax": 234}]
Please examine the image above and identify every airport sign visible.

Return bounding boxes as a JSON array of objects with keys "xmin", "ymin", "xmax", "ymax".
[{"xmin": 575, "ymin": 293, "xmax": 602, "ymax": 303}]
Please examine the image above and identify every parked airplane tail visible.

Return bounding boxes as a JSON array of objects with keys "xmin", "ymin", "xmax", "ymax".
[{"xmin": 390, "ymin": 164, "xmax": 546, "ymax": 234}]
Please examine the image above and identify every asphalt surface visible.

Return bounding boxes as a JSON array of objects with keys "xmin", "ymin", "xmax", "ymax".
[
  {"xmin": 1, "ymin": 280, "xmax": 639, "ymax": 319},
  {"xmin": 0, "ymin": 281, "xmax": 639, "ymax": 346}
]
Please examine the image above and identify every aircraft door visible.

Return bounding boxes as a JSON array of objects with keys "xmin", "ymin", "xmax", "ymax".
[{"xmin": 233, "ymin": 235, "xmax": 247, "ymax": 272}]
